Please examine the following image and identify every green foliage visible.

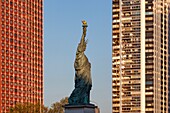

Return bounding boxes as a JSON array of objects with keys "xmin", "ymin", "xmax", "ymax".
[
  {"xmin": 9, "ymin": 103, "xmax": 48, "ymax": 113},
  {"xmin": 8, "ymin": 97, "xmax": 68, "ymax": 113},
  {"xmin": 48, "ymin": 97, "xmax": 68, "ymax": 113}
]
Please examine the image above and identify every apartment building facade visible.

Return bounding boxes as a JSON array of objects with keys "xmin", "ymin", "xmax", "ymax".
[
  {"xmin": 0, "ymin": 0, "xmax": 43, "ymax": 112},
  {"xmin": 112, "ymin": 0, "xmax": 169, "ymax": 112}
]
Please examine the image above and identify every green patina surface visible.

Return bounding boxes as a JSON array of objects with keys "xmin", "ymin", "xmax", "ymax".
[{"xmin": 68, "ymin": 21, "xmax": 92, "ymax": 105}]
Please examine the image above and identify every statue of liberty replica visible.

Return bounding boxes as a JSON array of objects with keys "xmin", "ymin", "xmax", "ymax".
[
  {"xmin": 65, "ymin": 21, "xmax": 99, "ymax": 113},
  {"xmin": 68, "ymin": 20, "xmax": 92, "ymax": 105}
]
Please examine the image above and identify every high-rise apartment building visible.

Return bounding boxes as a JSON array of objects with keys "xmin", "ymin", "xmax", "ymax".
[
  {"xmin": 0, "ymin": 0, "xmax": 43, "ymax": 112},
  {"xmin": 168, "ymin": 3, "xmax": 170, "ymax": 113},
  {"xmin": 112, "ymin": 0, "xmax": 169, "ymax": 112}
]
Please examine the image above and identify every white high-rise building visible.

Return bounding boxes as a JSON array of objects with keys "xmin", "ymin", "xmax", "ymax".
[{"xmin": 112, "ymin": 0, "xmax": 169, "ymax": 112}]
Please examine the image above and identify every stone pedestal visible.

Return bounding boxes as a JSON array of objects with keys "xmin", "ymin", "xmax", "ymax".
[{"xmin": 64, "ymin": 104, "xmax": 99, "ymax": 113}]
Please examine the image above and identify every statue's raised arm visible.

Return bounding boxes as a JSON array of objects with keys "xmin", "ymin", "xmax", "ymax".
[
  {"xmin": 76, "ymin": 20, "xmax": 88, "ymax": 53},
  {"xmin": 68, "ymin": 21, "xmax": 92, "ymax": 105}
]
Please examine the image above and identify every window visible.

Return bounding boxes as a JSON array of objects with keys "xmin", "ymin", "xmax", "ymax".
[
  {"xmin": 14, "ymin": 33, "xmax": 17, "ymax": 37},
  {"xmin": 6, "ymin": 50, "xmax": 9, "ymax": 54},
  {"xmin": 2, "ymin": 62, "xmax": 4, "ymax": 66},
  {"xmin": 2, "ymin": 12, "xmax": 5, "ymax": 16},
  {"xmin": 2, "ymin": 81, "xmax": 4, "ymax": 84},
  {"xmin": 10, "ymin": 69, "xmax": 13, "ymax": 73},
  {"xmin": 2, "ymin": 5, "xmax": 4, "ymax": 9},
  {"xmin": 2, "ymin": 30, "xmax": 5, "ymax": 34},
  {"xmin": 6, "ymin": 56, "xmax": 9, "ymax": 60},
  {"xmin": 146, "ymin": 12, "xmax": 153, "ymax": 15},
  {"xmin": 10, "ymin": 26, "xmax": 13, "ymax": 30},
  {"xmin": 6, "ymin": 13, "xmax": 9, "ymax": 17},
  {"xmin": 10, "ymin": 88, "xmax": 13, "ymax": 92},
  {"xmin": 6, "ymin": 0, "xmax": 9, "ymax": 4},
  {"xmin": 146, "ymin": 81, "xmax": 153, "ymax": 85}
]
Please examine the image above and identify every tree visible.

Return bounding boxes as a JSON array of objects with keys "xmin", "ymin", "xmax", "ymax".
[
  {"xmin": 48, "ymin": 97, "xmax": 68, "ymax": 113},
  {"xmin": 9, "ymin": 102, "xmax": 48, "ymax": 113},
  {"xmin": 8, "ymin": 97, "xmax": 68, "ymax": 113}
]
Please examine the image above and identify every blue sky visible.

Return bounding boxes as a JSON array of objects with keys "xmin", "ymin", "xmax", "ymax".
[{"xmin": 44, "ymin": 0, "xmax": 112, "ymax": 112}]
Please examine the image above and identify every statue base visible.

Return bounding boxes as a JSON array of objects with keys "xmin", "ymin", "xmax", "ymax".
[{"xmin": 64, "ymin": 104, "xmax": 100, "ymax": 113}]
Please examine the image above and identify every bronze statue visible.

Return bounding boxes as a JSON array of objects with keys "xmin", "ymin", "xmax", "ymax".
[{"xmin": 68, "ymin": 21, "xmax": 92, "ymax": 105}]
